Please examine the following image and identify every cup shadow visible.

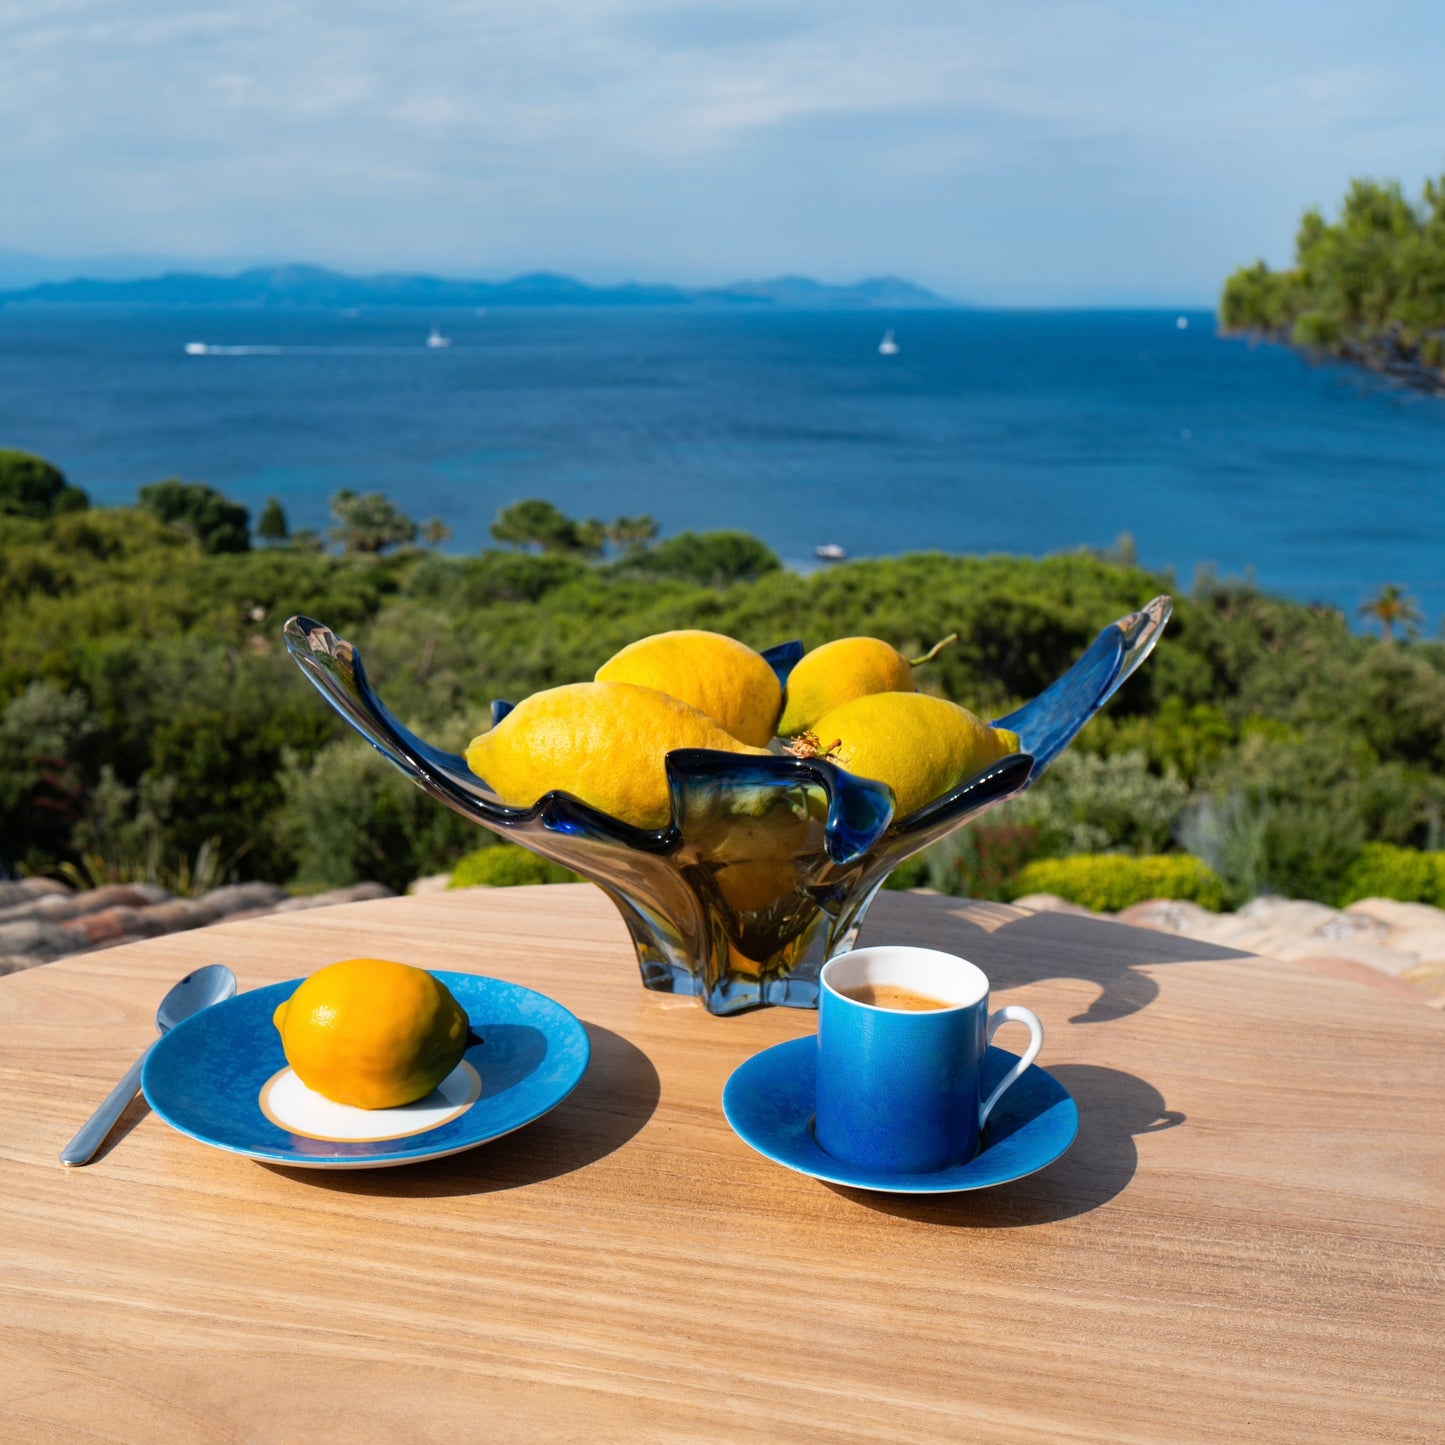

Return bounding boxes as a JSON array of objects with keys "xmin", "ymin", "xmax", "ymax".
[
  {"xmin": 260, "ymin": 1021, "xmax": 660, "ymax": 1198},
  {"xmin": 827, "ymin": 1063, "xmax": 1183, "ymax": 1226},
  {"xmin": 862, "ymin": 892, "xmax": 1252, "ymax": 1024}
]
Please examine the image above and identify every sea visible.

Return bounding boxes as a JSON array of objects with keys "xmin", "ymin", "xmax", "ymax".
[{"xmin": 3, "ymin": 305, "xmax": 1443, "ymax": 629}]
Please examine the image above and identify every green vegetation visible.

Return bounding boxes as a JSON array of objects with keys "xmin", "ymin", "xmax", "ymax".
[
  {"xmin": 1336, "ymin": 843, "xmax": 1445, "ymax": 908},
  {"xmin": 0, "ymin": 449, "xmax": 89, "ymax": 519},
  {"xmin": 139, "ymin": 479, "xmax": 251, "ymax": 554},
  {"xmin": 1220, "ymin": 173, "xmax": 1445, "ymax": 393},
  {"xmin": 1009, "ymin": 855, "xmax": 1227, "ymax": 913},
  {"xmin": 257, "ymin": 497, "xmax": 289, "ymax": 546},
  {"xmin": 450, "ymin": 844, "xmax": 580, "ymax": 888},
  {"xmin": 4, "ymin": 472, "xmax": 1445, "ymax": 911}
]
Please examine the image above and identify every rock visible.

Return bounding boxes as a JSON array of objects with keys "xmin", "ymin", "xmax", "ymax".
[
  {"xmin": 0, "ymin": 878, "xmax": 71, "ymax": 909},
  {"xmin": 0, "ymin": 884, "xmax": 171, "ymax": 926},
  {"xmin": 0, "ymin": 878, "xmax": 59, "ymax": 901},
  {"xmin": 1399, "ymin": 959, "xmax": 1445, "ymax": 1007},
  {"xmin": 0, "ymin": 953, "xmax": 43, "ymax": 977},
  {"xmin": 198, "ymin": 882, "xmax": 289, "ymax": 916},
  {"xmin": 1109, "ymin": 891, "xmax": 1445, "ymax": 1006},
  {"xmin": 1235, "ymin": 897, "xmax": 1342, "ymax": 932},
  {"xmin": 21, "ymin": 877, "xmax": 73, "ymax": 898},
  {"xmin": 406, "ymin": 874, "xmax": 452, "ymax": 896},
  {"xmin": 0, "ymin": 918, "xmax": 83, "ymax": 962},
  {"xmin": 272, "ymin": 883, "xmax": 396, "ymax": 912},
  {"xmin": 58, "ymin": 907, "xmax": 166, "ymax": 948},
  {"xmin": 1344, "ymin": 897, "xmax": 1445, "ymax": 930},
  {"xmin": 1011, "ymin": 892, "xmax": 1095, "ymax": 918},
  {"xmin": 140, "ymin": 899, "xmax": 223, "ymax": 935},
  {"xmin": 1116, "ymin": 899, "xmax": 1225, "ymax": 938}
]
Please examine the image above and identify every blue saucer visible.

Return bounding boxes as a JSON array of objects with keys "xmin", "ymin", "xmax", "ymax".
[
  {"xmin": 142, "ymin": 972, "xmax": 590, "ymax": 1169},
  {"xmin": 722, "ymin": 1037, "xmax": 1077, "ymax": 1193}
]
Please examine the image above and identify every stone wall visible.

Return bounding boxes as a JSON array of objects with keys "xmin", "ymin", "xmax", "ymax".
[
  {"xmin": 1015, "ymin": 891, "xmax": 1445, "ymax": 1007},
  {"xmin": 0, "ymin": 879, "xmax": 395, "ymax": 977}
]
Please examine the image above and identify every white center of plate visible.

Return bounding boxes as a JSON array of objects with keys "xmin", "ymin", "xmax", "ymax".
[{"xmin": 258, "ymin": 1061, "xmax": 481, "ymax": 1142}]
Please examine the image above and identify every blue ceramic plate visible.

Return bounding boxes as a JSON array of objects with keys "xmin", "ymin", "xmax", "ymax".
[
  {"xmin": 722, "ymin": 1037, "xmax": 1077, "ymax": 1194},
  {"xmin": 142, "ymin": 972, "xmax": 590, "ymax": 1169}
]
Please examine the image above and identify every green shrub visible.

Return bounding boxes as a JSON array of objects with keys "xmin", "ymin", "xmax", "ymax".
[
  {"xmin": 1009, "ymin": 854, "xmax": 1226, "ymax": 913},
  {"xmin": 611, "ymin": 530, "xmax": 781, "ymax": 586},
  {"xmin": 275, "ymin": 736, "xmax": 478, "ymax": 892},
  {"xmin": 1005, "ymin": 749, "xmax": 1188, "ymax": 855},
  {"xmin": 1336, "ymin": 843, "xmax": 1445, "ymax": 907},
  {"xmin": 449, "ymin": 843, "xmax": 580, "ymax": 888},
  {"xmin": 883, "ymin": 822, "xmax": 1046, "ymax": 901},
  {"xmin": 0, "ymin": 449, "xmax": 88, "ymax": 518},
  {"xmin": 139, "ymin": 479, "xmax": 250, "ymax": 554}
]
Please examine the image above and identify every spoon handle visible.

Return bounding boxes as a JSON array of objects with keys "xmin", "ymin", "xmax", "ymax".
[{"xmin": 59, "ymin": 1049, "xmax": 150, "ymax": 1167}]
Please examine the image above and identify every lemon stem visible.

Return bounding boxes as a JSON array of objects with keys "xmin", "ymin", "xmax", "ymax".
[
  {"xmin": 784, "ymin": 731, "xmax": 841, "ymax": 761},
  {"xmin": 908, "ymin": 632, "xmax": 958, "ymax": 668}
]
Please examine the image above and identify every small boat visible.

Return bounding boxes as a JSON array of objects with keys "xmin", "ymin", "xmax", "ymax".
[
  {"xmin": 815, "ymin": 543, "xmax": 848, "ymax": 562},
  {"xmin": 878, "ymin": 330, "xmax": 899, "ymax": 356},
  {"xmin": 426, "ymin": 324, "xmax": 452, "ymax": 349},
  {"xmin": 184, "ymin": 341, "xmax": 208, "ymax": 356}
]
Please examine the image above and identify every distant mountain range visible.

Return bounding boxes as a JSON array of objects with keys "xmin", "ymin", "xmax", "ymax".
[{"xmin": 0, "ymin": 264, "xmax": 949, "ymax": 310}]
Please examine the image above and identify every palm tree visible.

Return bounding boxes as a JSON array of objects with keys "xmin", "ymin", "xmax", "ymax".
[
  {"xmin": 1358, "ymin": 584, "xmax": 1422, "ymax": 642},
  {"xmin": 608, "ymin": 515, "xmax": 659, "ymax": 552},
  {"xmin": 327, "ymin": 489, "xmax": 417, "ymax": 555},
  {"xmin": 421, "ymin": 517, "xmax": 452, "ymax": 550}
]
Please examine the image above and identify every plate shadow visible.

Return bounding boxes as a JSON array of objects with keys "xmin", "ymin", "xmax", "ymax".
[{"xmin": 261, "ymin": 1021, "xmax": 659, "ymax": 1198}]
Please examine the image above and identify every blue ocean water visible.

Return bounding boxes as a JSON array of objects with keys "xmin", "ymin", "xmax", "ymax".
[{"xmin": 2, "ymin": 305, "xmax": 1443, "ymax": 628}]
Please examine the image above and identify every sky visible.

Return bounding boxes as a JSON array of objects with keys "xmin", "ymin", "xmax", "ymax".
[{"xmin": 2, "ymin": 1, "xmax": 1443, "ymax": 304}]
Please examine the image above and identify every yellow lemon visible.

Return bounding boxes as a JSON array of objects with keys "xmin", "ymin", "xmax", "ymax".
[
  {"xmin": 272, "ymin": 958, "xmax": 469, "ymax": 1109},
  {"xmin": 778, "ymin": 637, "xmax": 914, "ymax": 735},
  {"xmin": 466, "ymin": 680, "xmax": 769, "ymax": 830},
  {"xmin": 596, "ymin": 629, "xmax": 782, "ymax": 746},
  {"xmin": 806, "ymin": 692, "xmax": 1020, "ymax": 819}
]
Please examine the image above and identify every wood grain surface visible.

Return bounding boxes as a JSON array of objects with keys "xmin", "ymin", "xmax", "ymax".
[{"xmin": 1, "ymin": 885, "xmax": 1441, "ymax": 1444}]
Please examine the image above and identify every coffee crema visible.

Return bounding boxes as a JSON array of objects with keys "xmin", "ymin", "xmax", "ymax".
[{"xmin": 837, "ymin": 982, "xmax": 952, "ymax": 1012}]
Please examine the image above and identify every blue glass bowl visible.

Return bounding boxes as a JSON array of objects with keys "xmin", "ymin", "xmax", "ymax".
[{"xmin": 283, "ymin": 597, "xmax": 1170, "ymax": 1014}]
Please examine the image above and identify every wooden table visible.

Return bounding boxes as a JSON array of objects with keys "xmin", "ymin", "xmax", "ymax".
[{"xmin": 1, "ymin": 886, "xmax": 1441, "ymax": 1443}]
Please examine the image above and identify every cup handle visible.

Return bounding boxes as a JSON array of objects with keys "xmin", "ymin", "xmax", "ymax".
[{"xmin": 980, "ymin": 1005, "xmax": 1044, "ymax": 1130}]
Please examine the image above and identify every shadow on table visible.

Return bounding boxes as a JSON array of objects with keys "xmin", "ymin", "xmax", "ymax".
[
  {"xmin": 262, "ymin": 1021, "xmax": 659, "ymax": 1198},
  {"xmin": 862, "ymin": 893, "xmax": 1253, "ymax": 1025},
  {"xmin": 829, "ymin": 1063, "xmax": 1183, "ymax": 1227},
  {"xmin": 84, "ymin": 1090, "xmax": 154, "ymax": 1164}
]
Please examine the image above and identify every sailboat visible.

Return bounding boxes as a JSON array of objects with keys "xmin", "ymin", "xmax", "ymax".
[
  {"xmin": 426, "ymin": 324, "xmax": 452, "ymax": 349},
  {"xmin": 878, "ymin": 329, "xmax": 899, "ymax": 356}
]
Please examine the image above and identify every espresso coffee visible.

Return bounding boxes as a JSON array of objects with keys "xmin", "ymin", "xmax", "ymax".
[{"xmin": 837, "ymin": 982, "xmax": 951, "ymax": 1012}]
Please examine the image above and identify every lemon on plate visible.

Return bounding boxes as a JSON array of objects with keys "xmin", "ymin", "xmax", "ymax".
[{"xmin": 272, "ymin": 958, "xmax": 470, "ymax": 1109}]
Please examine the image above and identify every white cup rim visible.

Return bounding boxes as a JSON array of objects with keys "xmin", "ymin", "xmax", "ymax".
[{"xmin": 820, "ymin": 945, "xmax": 989, "ymax": 1012}]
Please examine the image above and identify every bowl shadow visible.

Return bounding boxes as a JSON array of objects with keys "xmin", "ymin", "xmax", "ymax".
[
  {"xmin": 260, "ymin": 1021, "xmax": 659, "ymax": 1198},
  {"xmin": 827, "ymin": 1062, "xmax": 1184, "ymax": 1226}
]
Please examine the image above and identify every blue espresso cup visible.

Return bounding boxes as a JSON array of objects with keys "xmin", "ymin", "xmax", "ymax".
[{"xmin": 814, "ymin": 945, "xmax": 1044, "ymax": 1174}]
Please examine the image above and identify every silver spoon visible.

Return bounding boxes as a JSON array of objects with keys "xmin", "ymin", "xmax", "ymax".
[{"xmin": 59, "ymin": 964, "xmax": 237, "ymax": 1167}]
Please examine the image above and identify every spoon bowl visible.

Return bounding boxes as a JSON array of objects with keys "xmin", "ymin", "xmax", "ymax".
[
  {"xmin": 157, "ymin": 965, "xmax": 239, "ymax": 1033},
  {"xmin": 60, "ymin": 964, "xmax": 238, "ymax": 1166}
]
